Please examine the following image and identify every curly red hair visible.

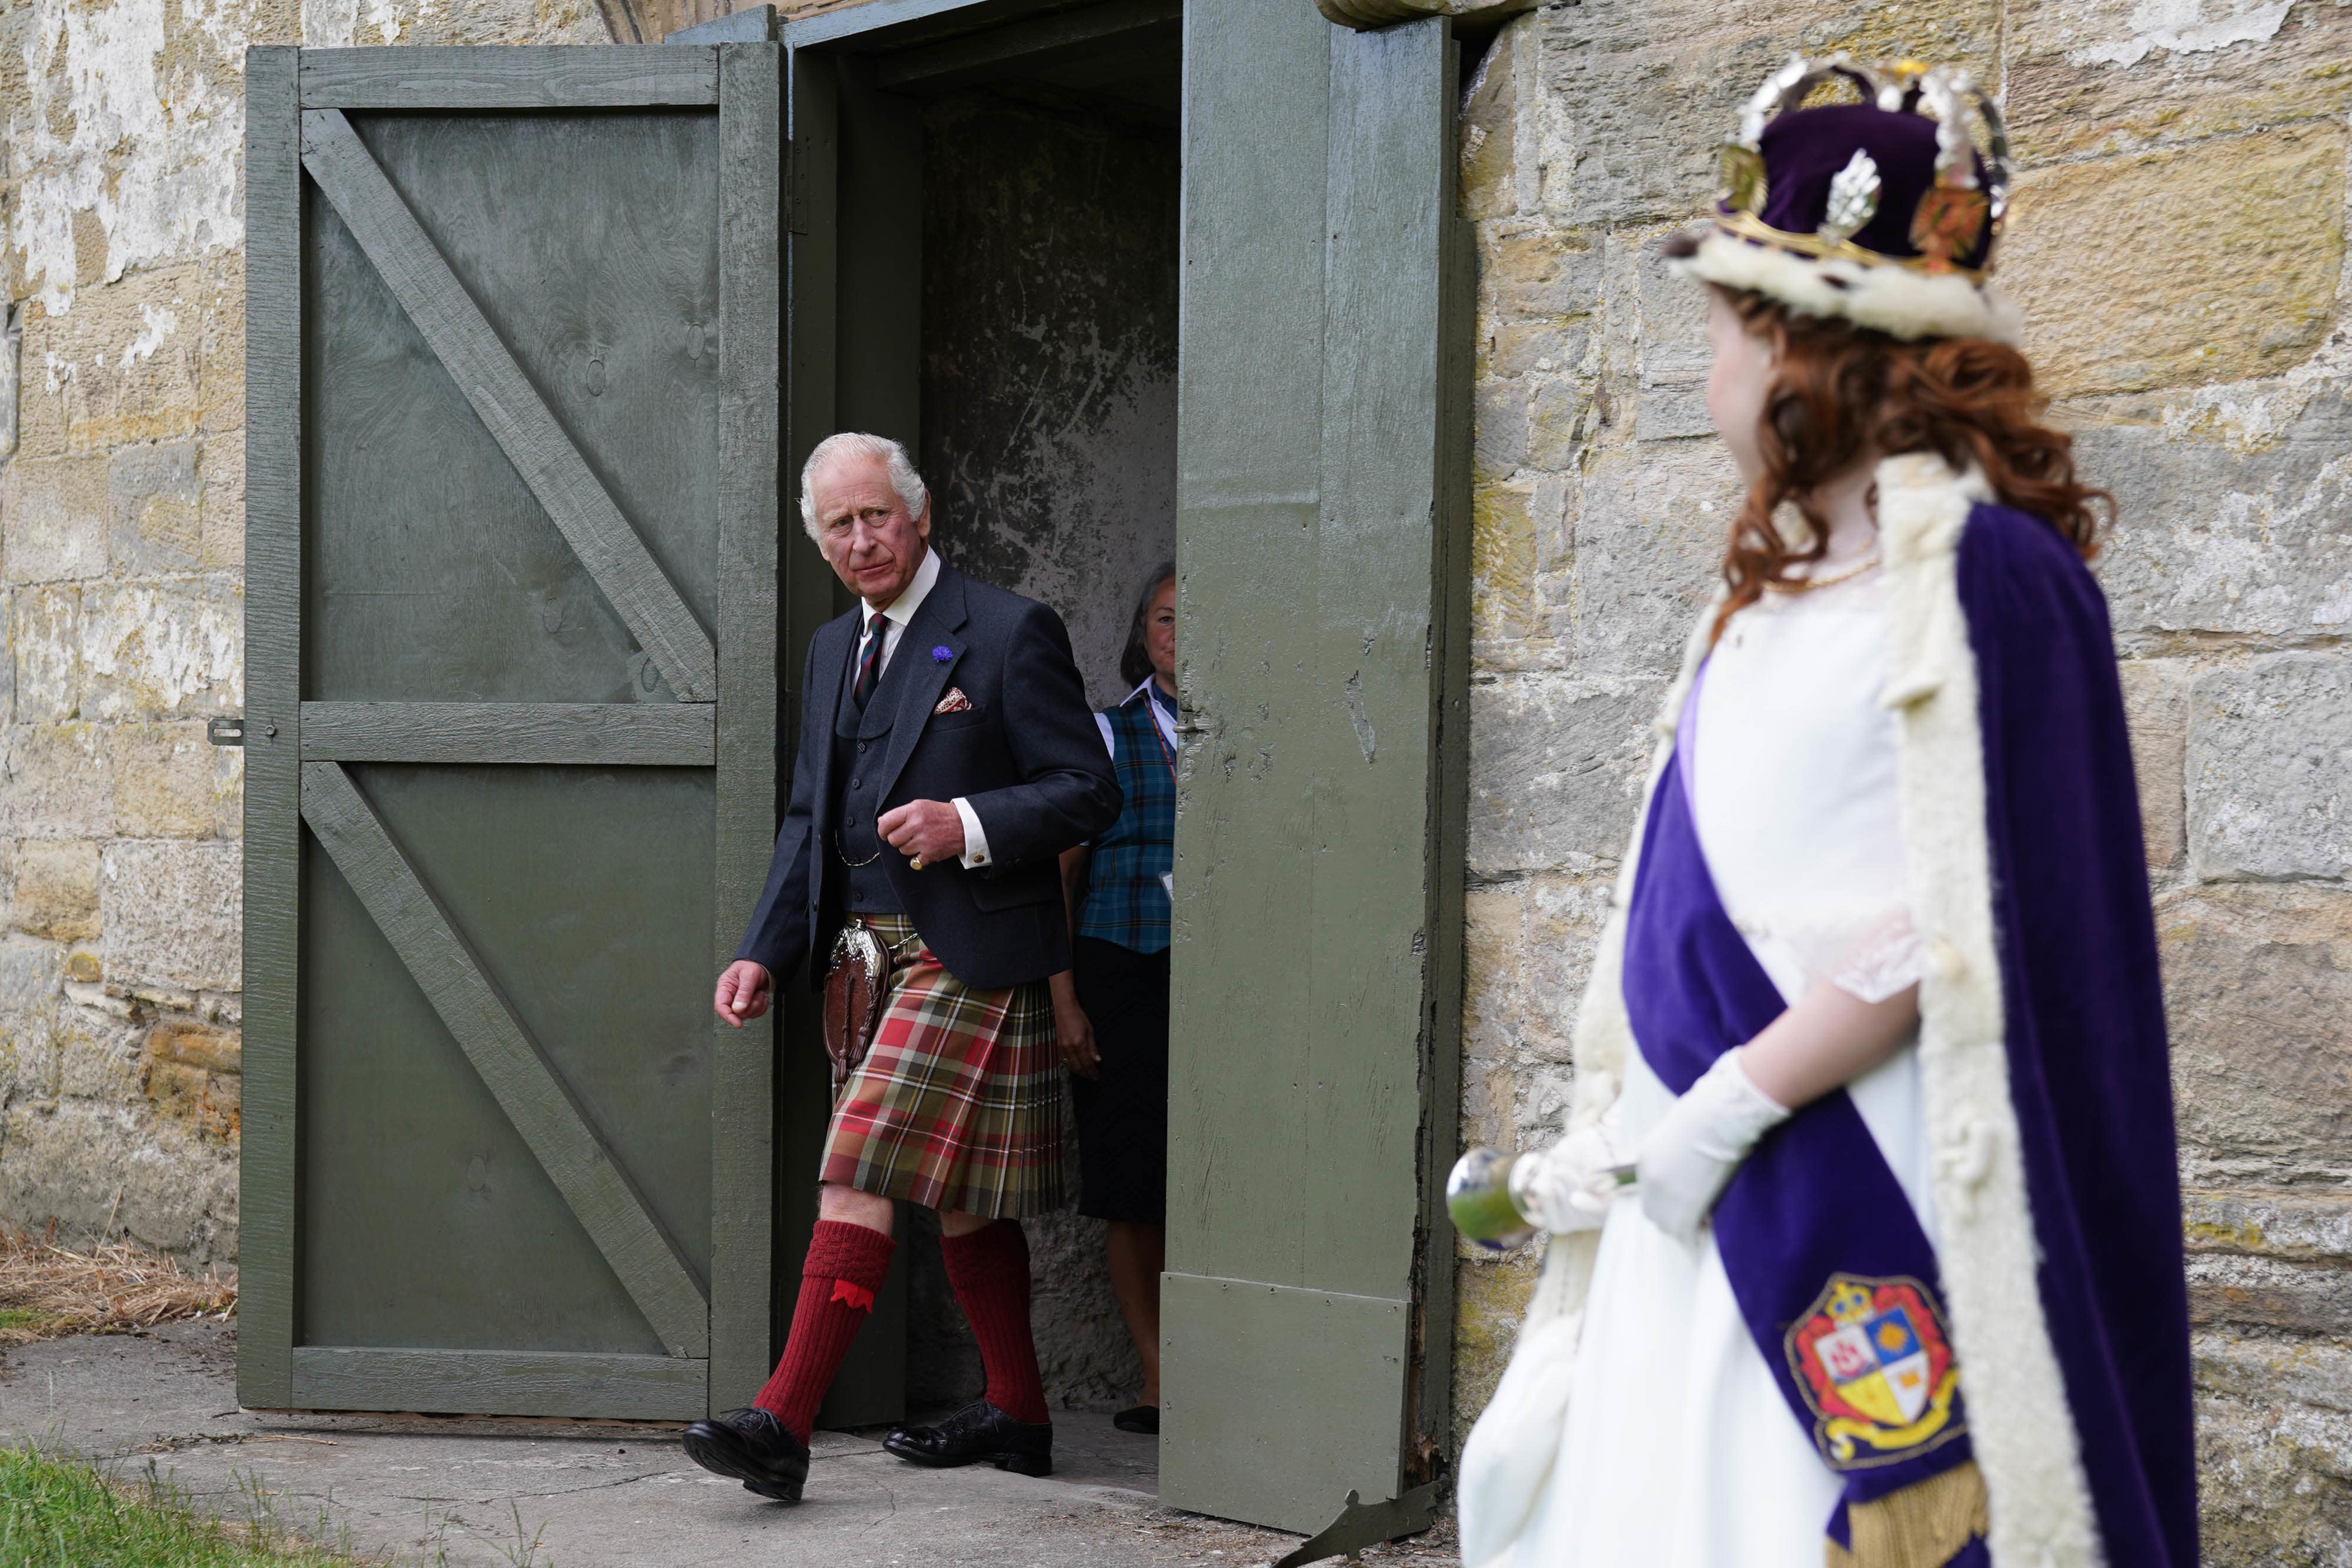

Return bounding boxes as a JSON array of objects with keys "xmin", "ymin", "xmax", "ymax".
[{"xmin": 1709, "ymin": 287, "xmax": 2110, "ymax": 642}]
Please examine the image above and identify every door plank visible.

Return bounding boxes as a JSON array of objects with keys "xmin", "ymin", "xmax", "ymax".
[
  {"xmin": 709, "ymin": 39, "xmax": 782, "ymax": 1413},
  {"xmin": 1160, "ymin": 1274, "xmax": 1412, "ymax": 1533},
  {"xmin": 300, "ymin": 45, "xmax": 719, "ymax": 109},
  {"xmin": 239, "ymin": 43, "xmax": 303, "ymax": 1412},
  {"xmin": 299, "ymin": 109, "xmax": 720, "ymax": 703},
  {"xmin": 299, "ymin": 760, "xmax": 711, "ymax": 1359},
  {"xmin": 291, "ymin": 1347, "xmax": 706, "ymax": 1419},
  {"xmin": 299, "ymin": 702, "xmax": 714, "ymax": 765}
]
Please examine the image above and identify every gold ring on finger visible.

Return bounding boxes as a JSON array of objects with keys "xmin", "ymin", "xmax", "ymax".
[{"xmin": 909, "ymin": 855, "xmax": 925, "ymax": 871}]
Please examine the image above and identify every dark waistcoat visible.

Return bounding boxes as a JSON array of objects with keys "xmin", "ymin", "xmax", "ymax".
[{"xmin": 833, "ymin": 628, "xmax": 907, "ymax": 914}]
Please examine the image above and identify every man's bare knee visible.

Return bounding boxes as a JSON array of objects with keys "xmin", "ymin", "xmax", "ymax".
[{"xmin": 817, "ymin": 1183, "xmax": 896, "ymax": 1237}]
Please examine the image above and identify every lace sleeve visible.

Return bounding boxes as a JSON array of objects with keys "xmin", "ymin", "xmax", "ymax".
[{"xmin": 1828, "ymin": 908, "xmax": 1924, "ymax": 1004}]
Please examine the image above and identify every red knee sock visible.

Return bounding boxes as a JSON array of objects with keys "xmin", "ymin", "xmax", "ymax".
[
  {"xmin": 753, "ymin": 1219, "xmax": 896, "ymax": 1442},
  {"xmin": 940, "ymin": 1220, "xmax": 1050, "ymax": 1425}
]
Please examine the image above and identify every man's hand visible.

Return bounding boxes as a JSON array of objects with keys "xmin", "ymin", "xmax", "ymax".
[
  {"xmin": 878, "ymin": 799, "xmax": 967, "ymax": 867},
  {"xmin": 1049, "ymin": 970, "xmax": 1098, "ymax": 1079},
  {"xmin": 714, "ymin": 960, "xmax": 772, "ymax": 1027}
]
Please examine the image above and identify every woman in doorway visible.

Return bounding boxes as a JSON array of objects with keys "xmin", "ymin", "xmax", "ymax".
[
  {"xmin": 1051, "ymin": 563, "xmax": 1178, "ymax": 1436},
  {"xmin": 1455, "ymin": 58, "xmax": 2195, "ymax": 1568}
]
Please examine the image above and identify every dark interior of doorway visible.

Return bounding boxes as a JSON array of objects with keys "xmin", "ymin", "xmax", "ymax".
[{"xmin": 856, "ymin": 18, "xmax": 1181, "ymax": 1419}]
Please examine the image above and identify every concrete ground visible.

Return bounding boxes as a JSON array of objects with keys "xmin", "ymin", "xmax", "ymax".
[{"xmin": 0, "ymin": 1322, "xmax": 1462, "ymax": 1567}]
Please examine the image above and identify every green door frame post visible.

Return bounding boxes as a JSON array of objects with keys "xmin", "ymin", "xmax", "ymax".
[
  {"xmin": 239, "ymin": 43, "xmax": 783, "ymax": 1419},
  {"xmin": 1162, "ymin": 0, "xmax": 1472, "ymax": 1534}
]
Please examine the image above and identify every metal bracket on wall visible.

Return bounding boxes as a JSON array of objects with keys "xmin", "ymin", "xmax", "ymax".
[
  {"xmin": 208, "ymin": 717, "xmax": 248, "ymax": 747},
  {"xmin": 1272, "ymin": 1483, "xmax": 1441, "ymax": 1568}
]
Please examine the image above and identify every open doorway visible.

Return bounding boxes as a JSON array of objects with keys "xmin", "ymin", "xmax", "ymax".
[
  {"xmin": 905, "ymin": 57, "xmax": 1181, "ymax": 1419},
  {"xmin": 773, "ymin": 0, "xmax": 1184, "ymax": 1446},
  {"xmin": 779, "ymin": 0, "xmax": 1468, "ymax": 1532}
]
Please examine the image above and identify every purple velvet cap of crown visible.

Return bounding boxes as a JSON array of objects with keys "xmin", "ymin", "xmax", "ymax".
[{"xmin": 1723, "ymin": 102, "xmax": 1994, "ymax": 270}]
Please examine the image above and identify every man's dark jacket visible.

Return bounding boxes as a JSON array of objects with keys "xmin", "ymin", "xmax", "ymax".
[{"xmin": 734, "ymin": 560, "xmax": 1121, "ymax": 991}]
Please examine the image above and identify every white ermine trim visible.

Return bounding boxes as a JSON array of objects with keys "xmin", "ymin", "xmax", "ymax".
[
  {"xmin": 1876, "ymin": 452, "xmax": 2103, "ymax": 1568},
  {"xmin": 1672, "ymin": 231, "xmax": 2024, "ymax": 345}
]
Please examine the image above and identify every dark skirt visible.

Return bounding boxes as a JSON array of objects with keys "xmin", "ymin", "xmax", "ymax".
[{"xmin": 1070, "ymin": 935, "xmax": 1170, "ymax": 1225}]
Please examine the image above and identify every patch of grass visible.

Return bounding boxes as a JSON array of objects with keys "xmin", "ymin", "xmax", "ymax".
[{"xmin": 0, "ymin": 1445, "xmax": 361, "ymax": 1566}]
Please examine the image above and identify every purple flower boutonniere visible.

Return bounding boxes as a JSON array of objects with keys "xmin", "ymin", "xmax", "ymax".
[{"xmin": 931, "ymin": 645, "xmax": 953, "ymax": 663}]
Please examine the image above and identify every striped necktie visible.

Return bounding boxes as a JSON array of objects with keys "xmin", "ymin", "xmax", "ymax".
[{"xmin": 852, "ymin": 610, "xmax": 888, "ymax": 708}]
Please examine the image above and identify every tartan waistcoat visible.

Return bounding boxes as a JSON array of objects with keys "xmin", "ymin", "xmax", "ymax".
[{"xmin": 1078, "ymin": 692, "xmax": 1174, "ymax": 954}]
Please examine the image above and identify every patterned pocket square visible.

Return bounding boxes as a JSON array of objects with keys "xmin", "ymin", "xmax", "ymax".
[{"xmin": 933, "ymin": 687, "xmax": 975, "ymax": 715}]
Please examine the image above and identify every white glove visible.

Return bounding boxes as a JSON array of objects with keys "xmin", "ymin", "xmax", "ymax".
[
  {"xmin": 1507, "ymin": 1106, "xmax": 1626, "ymax": 1234},
  {"xmin": 1635, "ymin": 1049, "xmax": 1790, "ymax": 1245}
]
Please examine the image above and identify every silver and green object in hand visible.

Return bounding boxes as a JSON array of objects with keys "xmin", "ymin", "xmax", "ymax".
[{"xmin": 1445, "ymin": 1145, "xmax": 1637, "ymax": 1251}]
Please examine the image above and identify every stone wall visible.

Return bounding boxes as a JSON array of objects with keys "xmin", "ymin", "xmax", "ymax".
[
  {"xmin": 1451, "ymin": 1, "xmax": 2352, "ymax": 1558},
  {"xmin": 0, "ymin": 0, "xmax": 613, "ymax": 1265}
]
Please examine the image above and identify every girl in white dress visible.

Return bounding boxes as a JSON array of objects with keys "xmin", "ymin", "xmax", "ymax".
[{"xmin": 1456, "ymin": 55, "xmax": 2197, "ymax": 1568}]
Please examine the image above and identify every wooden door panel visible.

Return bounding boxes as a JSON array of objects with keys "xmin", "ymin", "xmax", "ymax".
[
  {"xmin": 350, "ymin": 109, "xmax": 724, "ymax": 636},
  {"xmin": 303, "ymin": 190, "xmax": 657, "ymax": 706},
  {"xmin": 1164, "ymin": 2, "xmax": 1468, "ymax": 1533},
  {"xmin": 243, "ymin": 42, "xmax": 781, "ymax": 1419},
  {"xmin": 298, "ymin": 837, "xmax": 669, "ymax": 1356},
  {"xmin": 340, "ymin": 761, "xmax": 718, "ymax": 1283}
]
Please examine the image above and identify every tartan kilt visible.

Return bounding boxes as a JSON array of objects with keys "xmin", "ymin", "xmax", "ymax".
[{"xmin": 818, "ymin": 915, "xmax": 1066, "ymax": 1218}]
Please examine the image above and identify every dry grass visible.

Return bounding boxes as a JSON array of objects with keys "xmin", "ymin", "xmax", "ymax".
[{"xmin": 0, "ymin": 1225, "xmax": 235, "ymax": 1346}]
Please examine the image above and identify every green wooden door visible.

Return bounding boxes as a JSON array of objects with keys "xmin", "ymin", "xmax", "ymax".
[
  {"xmin": 239, "ymin": 43, "xmax": 781, "ymax": 1419},
  {"xmin": 1163, "ymin": 2, "xmax": 1471, "ymax": 1533}
]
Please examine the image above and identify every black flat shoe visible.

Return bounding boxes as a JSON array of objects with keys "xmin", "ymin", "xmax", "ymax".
[
  {"xmin": 680, "ymin": 1407, "xmax": 811, "ymax": 1503},
  {"xmin": 1112, "ymin": 1404, "xmax": 1160, "ymax": 1435},
  {"xmin": 882, "ymin": 1399, "xmax": 1053, "ymax": 1476}
]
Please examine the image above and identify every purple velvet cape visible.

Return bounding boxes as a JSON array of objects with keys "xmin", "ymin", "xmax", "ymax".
[
  {"xmin": 1956, "ymin": 503, "xmax": 2197, "ymax": 1564},
  {"xmin": 1619, "ymin": 501, "xmax": 2196, "ymax": 1564}
]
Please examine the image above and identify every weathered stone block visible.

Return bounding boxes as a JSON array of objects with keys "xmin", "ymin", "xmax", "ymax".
[
  {"xmin": 111, "ymin": 721, "xmax": 235, "ymax": 839},
  {"xmin": 108, "ymin": 440, "xmax": 202, "ymax": 574},
  {"xmin": 2194, "ymin": 1333, "xmax": 2352, "ymax": 1566},
  {"xmin": 1475, "ymin": 375, "xmax": 1531, "ymax": 482},
  {"xmin": 0, "ymin": 936, "xmax": 63, "ymax": 1099},
  {"xmin": 1473, "ymin": 480, "xmax": 1539, "ymax": 647},
  {"xmin": 2120, "ymin": 657, "xmax": 2191, "ymax": 869},
  {"xmin": 11, "ymin": 585, "xmax": 82, "ymax": 723},
  {"xmin": 15, "ymin": 266, "xmax": 207, "ymax": 456},
  {"xmin": 1478, "ymin": 224, "xmax": 1603, "ymax": 323},
  {"xmin": 1468, "ymin": 672, "xmax": 1662, "ymax": 877},
  {"xmin": 2085, "ymin": 385, "xmax": 2352, "ymax": 641},
  {"xmin": 55, "ymin": 999, "xmax": 142, "ymax": 1102},
  {"xmin": 1529, "ymin": 0, "xmax": 1999, "ymax": 228},
  {"xmin": 142, "ymin": 1018, "xmax": 240, "ymax": 1141},
  {"xmin": 193, "ymin": 259, "xmax": 244, "ymax": 438},
  {"xmin": 2189, "ymin": 652, "xmax": 2351, "ymax": 881},
  {"xmin": 2007, "ymin": 0, "xmax": 2352, "ymax": 162},
  {"xmin": 101, "ymin": 839, "xmax": 240, "ymax": 992},
  {"xmin": 1527, "ymin": 377, "xmax": 1592, "ymax": 473},
  {"xmin": 1452, "ymin": 1248, "xmax": 1540, "ymax": 1447},
  {"xmin": 2160, "ymin": 884, "xmax": 2352, "ymax": 1183},
  {"xmin": 1571, "ymin": 443, "xmax": 1737, "ymax": 677},
  {"xmin": 80, "ymin": 577, "xmax": 243, "ymax": 721},
  {"xmin": 2005, "ymin": 126, "xmax": 2347, "ymax": 400},
  {"xmin": 0, "ymin": 1099, "xmax": 238, "ymax": 1262},
  {"xmin": 0, "ymin": 455, "xmax": 109, "ymax": 583},
  {"xmin": 0, "ymin": 723, "xmax": 111, "ymax": 837},
  {"xmin": 2186, "ymin": 1187, "xmax": 2352, "ymax": 1263},
  {"xmin": 1458, "ymin": 15, "xmax": 1525, "ymax": 222},
  {"xmin": 10, "ymin": 838, "xmax": 98, "ymax": 942}
]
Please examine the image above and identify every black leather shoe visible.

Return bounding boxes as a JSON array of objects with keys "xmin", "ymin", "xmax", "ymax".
[
  {"xmin": 680, "ymin": 1407, "xmax": 811, "ymax": 1503},
  {"xmin": 1112, "ymin": 1404, "xmax": 1160, "ymax": 1435},
  {"xmin": 882, "ymin": 1399, "xmax": 1053, "ymax": 1476}
]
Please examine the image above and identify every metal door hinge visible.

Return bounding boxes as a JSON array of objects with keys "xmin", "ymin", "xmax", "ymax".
[{"xmin": 208, "ymin": 717, "xmax": 246, "ymax": 747}]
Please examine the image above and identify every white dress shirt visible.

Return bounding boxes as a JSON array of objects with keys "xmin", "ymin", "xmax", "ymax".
[{"xmin": 853, "ymin": 549, "xmax": 993, "ymax": 869}]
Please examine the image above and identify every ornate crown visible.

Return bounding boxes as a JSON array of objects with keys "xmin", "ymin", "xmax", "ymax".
[{"xmin": 1667, "ymin": 55, "xmax": 2020, "ymax": 343}]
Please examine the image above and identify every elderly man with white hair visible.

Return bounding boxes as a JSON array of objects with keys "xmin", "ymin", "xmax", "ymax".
[{"xmin": 684, "ymin": 432, "xmax": 1120, "ymax": 1504}]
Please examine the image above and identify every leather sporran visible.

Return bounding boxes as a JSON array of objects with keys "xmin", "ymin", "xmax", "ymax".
[{"xmin": 822, "ymin": 920, "xmax": 892, "ymax": 1089}]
